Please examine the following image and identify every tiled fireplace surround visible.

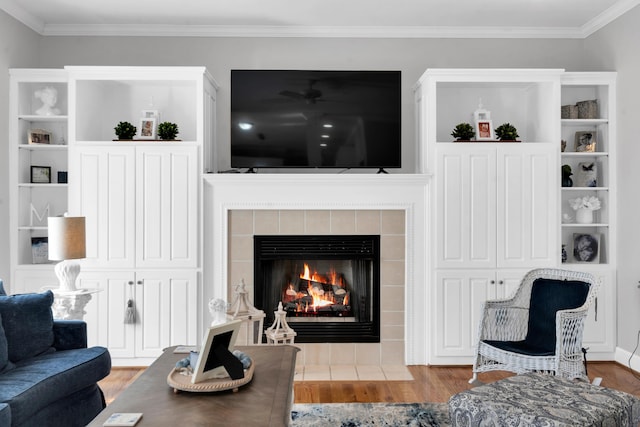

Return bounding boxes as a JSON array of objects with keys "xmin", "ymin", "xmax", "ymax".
[{"xmin": 203, "ymin": 174, "xmax": 430, "ymax": 378}]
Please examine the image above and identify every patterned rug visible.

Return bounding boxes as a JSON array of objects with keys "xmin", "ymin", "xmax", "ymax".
[{"xmin": 290, "ymin": 402, "xmax": 451, "ymax": 426}]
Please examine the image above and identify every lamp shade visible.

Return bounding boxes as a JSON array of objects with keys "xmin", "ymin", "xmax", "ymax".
[{"xmin": 48, "ymin": 216, "xmax": 86, "ymax": 261}]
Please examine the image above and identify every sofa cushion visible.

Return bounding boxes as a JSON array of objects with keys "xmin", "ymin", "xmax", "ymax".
[
  {"xmin": 0, "ymin": 279, "xmax": 6, "ymax": 295},
  {"xmin": 0, "ymin": 315, "xmax": 13, "ymax": 374},
  {"xmin": 0, "ymin": 403, "xmax": 10, "ymax": 427},
  {"xmin": 0, "ymin": 291, "xmax": 55, "ymax": 363},
  {"xmin": 0, "ymin": 346, "xmax": 111, "ymax": 426}
]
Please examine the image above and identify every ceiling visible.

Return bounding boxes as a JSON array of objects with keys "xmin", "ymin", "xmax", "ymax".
[{"xmin": 1, "ymin": 0, "xmax": 638, "ymax": 38}]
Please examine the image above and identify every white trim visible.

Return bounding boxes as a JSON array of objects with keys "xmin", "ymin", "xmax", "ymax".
[
  {"xmin": 40, "ymin": 24, "xmax": 585, "ymax": 39},
  {"xmin": 0, "ymin": 0, "xmax": 45, "ymax": 34},
  {"xmin": 580, "ymin": 0, "xmax": 640, "ymax": 38}
]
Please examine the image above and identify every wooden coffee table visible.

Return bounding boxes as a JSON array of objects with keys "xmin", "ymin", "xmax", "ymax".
[{"xmin": 88, "ymin": 345, "xmax": 299, "ymax": 427}]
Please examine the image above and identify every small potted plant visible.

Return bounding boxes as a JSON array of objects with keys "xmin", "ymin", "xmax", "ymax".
[
  {"xmin": 158, "ymin": 122, "xmax": 179, "ymax": 140},
  {"xmin": 114, "ymin": 121, "xmax": 137, "ymax": 140},
  {"xmin": 494, "ymin": 123, "xmax": 519, "ymax": 141},
  {"xmin": 451, "ymin": 123, "xmax": 476, "ymax": 141}
]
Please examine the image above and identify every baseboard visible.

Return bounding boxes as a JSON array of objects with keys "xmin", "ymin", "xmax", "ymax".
[{"xmin": 614, "ymin": 347, "xmax": 640, "ymax": 374}]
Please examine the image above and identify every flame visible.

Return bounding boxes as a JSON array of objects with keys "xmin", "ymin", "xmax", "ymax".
[{"xmin": 290, "ymin": 263, "xmax": 349, "ymax": 313}]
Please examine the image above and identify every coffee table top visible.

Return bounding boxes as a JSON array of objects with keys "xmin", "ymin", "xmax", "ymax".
[{"xmin": 88, "ymin": 345, "xmax": 299, "ymax": 427}]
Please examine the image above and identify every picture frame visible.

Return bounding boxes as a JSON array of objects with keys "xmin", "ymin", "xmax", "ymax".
[
  {"xmin": 30, "ymin": 166, "xmax": 51, "ymax": 183},
  {"xmin": 191, "ymin": 320, "xmax": 243, "ymax": 384},
  {"xmin": 28, "ymin": 129, "xmax": 52, "ymax": 145},
  {"xmin": 475, "ymin": 120, "xmax": 494, "ymax": 141},
  {"xmin": 139, "ymin": 117, "xmax": 157, "ymax": 139},
  {"xmin": 572, "ymin": 233, "xmax": 600, "ymax": 263},
  {"xmin": 31, "ymin": 237, "xmax": 49, "ymax": 264},
  {"xmin": 574, "ymin": 131, "xmax": 596, "ymax": 152}
]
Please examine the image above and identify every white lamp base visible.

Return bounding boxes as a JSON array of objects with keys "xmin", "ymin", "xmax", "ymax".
[{"xmin": 54, "ymin": 260, "xmax": 81, "ymax": 292}]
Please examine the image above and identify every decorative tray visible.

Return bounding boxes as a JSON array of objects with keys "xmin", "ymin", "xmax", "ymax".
[{"xmin": 167, "ymin": 362, "xmax": 255, "ymax": 393}]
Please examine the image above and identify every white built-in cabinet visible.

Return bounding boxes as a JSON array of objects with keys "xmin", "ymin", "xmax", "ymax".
[
  {"xmin": 64, "ymin": 66, "xmax": 217, "ymax": 364},
  {"xmin": 416, "ymin": 69, "xmax": 617, "ymax": 364}
]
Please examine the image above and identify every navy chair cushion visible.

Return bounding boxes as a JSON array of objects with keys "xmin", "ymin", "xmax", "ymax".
[
  {"xmin": 0, "ymin": 291, "xmax": 55, "ymax": 363},
  {"xmin": 524, "ymin": 278, "xmax": 590, "ymax": 353},
  {"xmin": 484, "ymin": 278, "xmax": 591, "ymax": 356}
]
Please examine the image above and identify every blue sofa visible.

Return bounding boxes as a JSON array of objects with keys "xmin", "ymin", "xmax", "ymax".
[{"xmin": 0, "ymin": 280, "xmax": 111, "ymax": 427}]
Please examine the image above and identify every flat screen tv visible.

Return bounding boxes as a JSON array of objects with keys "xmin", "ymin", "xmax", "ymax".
[{"xmin": 231, "ymin": 70, "xmax": 401, "ymax": 170}]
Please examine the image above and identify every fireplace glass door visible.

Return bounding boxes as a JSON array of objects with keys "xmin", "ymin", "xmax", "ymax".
[{"xmin": 254, "ymin": 235, "xmax": 380, "ymax": 343}]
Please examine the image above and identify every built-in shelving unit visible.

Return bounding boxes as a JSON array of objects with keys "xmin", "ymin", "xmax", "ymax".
[
  {"xmin": 415, "ymin": 69, "xmax": 617, "ymax": 364},
  {"xmin": 9, "ymin": 69, "xmax": 69, "ymax": 292},
  {"xmin": 560, "ymin": 73, "xmax": 616, "ymax": 266},
  {"xmin": 65, "ymin": 66, "xmax": 217, "ymax": 365}
]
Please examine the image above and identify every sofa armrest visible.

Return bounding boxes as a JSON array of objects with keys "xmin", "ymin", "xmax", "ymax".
[{"xmin": 53, "ymin": 320, "xmax": 88, "ymax": 350}]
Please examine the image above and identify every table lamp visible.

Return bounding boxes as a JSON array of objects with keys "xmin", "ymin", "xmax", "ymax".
[{"xmin": 48, "ymin": 216, "xmax": 86, "ymax": 292}]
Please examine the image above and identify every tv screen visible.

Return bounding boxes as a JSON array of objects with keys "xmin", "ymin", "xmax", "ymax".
[{"xmin": 231, "ymin": 70, "xmax": 401, "ymax": 170}]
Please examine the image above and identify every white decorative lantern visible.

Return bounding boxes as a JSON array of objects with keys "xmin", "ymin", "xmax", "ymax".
[{"xmin": 265, "ymin": 302, "xmax": 297, "ymax": 345}]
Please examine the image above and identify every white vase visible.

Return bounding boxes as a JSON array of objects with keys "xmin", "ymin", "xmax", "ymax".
[{"xmin": 576, "ymin": 208, "xmax": 593, "ymax": 224}]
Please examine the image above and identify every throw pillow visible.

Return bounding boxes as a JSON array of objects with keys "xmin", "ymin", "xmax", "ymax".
[
  {"xmin": 0, "ymin": 279, "xmax": 6, "ymax": 296},
  {"xmin": 0, "ymin": 290, "xmax": 55, "ymax": 363}
]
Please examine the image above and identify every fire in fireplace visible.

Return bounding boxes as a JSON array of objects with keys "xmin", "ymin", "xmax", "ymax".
[{"xmin": 254, "ymin": 235, "xmax": 380, "ymax": 343}]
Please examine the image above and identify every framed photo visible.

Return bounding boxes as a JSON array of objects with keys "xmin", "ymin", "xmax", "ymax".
[
  {"xmin": 574, "ymin": 131, "xmax": 596, "ymax": 152},
  {"xmin": 31, "ymin": 237, "xmax": 49, "ymax": 264},
  {"xmin": 475, "ymin": 120, "xmax": 494, "ymax": 141},
  {"xmin": 192, "ymin": 320, "xmax": 243, "ymax": 384},
  {"xmin": 139, "ymin": 118, "xmax": 157, "ymax": 139},
  {"xmin": 572, "ymin": 233, "xmax": 600, "ymax": 263},
  {"xmin": 28, "ymin": 129, "xmax": 52, "ymax": 145},
  {"xmin": 30, "ymin": 166, "xmax": 51, "ymax": 183}
]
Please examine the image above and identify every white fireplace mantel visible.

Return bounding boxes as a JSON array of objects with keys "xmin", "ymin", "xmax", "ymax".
[{"xmin": 202, "ymin": 173, "xmax": 431, "ymax": 364}]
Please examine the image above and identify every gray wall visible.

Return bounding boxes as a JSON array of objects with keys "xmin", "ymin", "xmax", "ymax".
[
  {"xmin": 584, "ymin": 5, "xmax": 640, "ymax": 356},
  {"xmin": 1, "ymin": 7, "xmax": 637, "ymax": 356},
  {"xmin": 0, "ymin": 10, "xmax": 42, "ymax": 292},
  {"xmin": 35, "ymin": 37, "xmax": 587, "ymax": 172}
]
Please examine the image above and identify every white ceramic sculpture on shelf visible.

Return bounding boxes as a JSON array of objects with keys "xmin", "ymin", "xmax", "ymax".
[
  {"xmin": 208, "ymin": 298, "xmax": 228, "ymax": 326},
  {"xmin": 34, "ymin": 86, "xmax": 61, "ymax": 116}
]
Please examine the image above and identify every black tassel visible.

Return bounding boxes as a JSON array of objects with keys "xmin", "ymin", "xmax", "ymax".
[{"xmin": 124, "ymin": 299, "xmax": 136, "ymax": 324}]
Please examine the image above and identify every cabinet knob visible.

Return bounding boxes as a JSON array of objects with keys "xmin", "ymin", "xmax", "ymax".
[
  {"xmin": 128, "ymin": 281, "xmax": 134, "ymax": 286},
  {"xmin": 499, "ymin": 280, "xmax": 504, "ymax": 285},
  {"xmin": 490, "ymin": 280, "xmax": 495, "ymax": 284},
  {"xmin": 137, "ymin": 280, "xmax": 143, "ymax": 285}
]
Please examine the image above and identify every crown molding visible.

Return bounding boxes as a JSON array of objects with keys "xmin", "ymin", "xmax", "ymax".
[
  {"xmin": 0, "ymin": 0, "xmax": 44, "ymax": 33},
  {"xmin": 41, "ymin": 24, "xmax": 584, "ymax": 39},
  {"xmin": 580, "ymin": 0, "xmax": 640, "ymax": 37}
]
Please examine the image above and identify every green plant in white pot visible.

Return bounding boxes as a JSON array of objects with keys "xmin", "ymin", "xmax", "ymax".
[
  {"xmin": 158, "ymin": 122, "xmax": 179, "ymax": 140},
  {"xmin": 114, "ymin": 121, "xmax": 137, "ymax": 140},
  {"xmin": 494, "ymin": 123, "xmax": 519, "ymax": 141}
]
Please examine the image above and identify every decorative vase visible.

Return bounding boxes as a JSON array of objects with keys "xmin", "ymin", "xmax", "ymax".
[{"xmin": 576, "ymin": 208, "xmax": 593, "ymax": 224}]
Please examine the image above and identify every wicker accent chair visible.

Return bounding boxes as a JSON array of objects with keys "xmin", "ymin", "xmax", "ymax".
[{"xmin": 470, "ymin": 268, "xmax": 599, "ymax": 384}]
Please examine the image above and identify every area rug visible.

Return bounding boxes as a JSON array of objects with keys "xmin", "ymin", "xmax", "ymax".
[{"xmin": 290, "ymin": 402, "xmax": 451, "ymax": 426}]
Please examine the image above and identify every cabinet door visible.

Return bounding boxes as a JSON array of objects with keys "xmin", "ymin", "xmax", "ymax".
[
  {"xmin": 70, "ymin": 147, "xmax": 136, "ymax": 269},
  {"xmin": 78, "ymin": 271, "xmax": 136, "ymax": 358},
  {"xmin": 136, "ymin": 146, "xmax": 198, "ymax": 268},
  {"xmin": 436, "ymin": 146, "xmax": 497, "ymax": 269},
  {"xmin": 134, "ymin": 270, "xmax": 198, "ymax": 358},
  {"xmin": 434, "ymin": 270, "xmax": 495, "ymax": 360},
  {"xmin": 496, "ymin": 145, "xmax": 556, "ymax": 268},
  {"xmin": 582, "ymin": 270, "xmax": 616, "ymax": 356}
]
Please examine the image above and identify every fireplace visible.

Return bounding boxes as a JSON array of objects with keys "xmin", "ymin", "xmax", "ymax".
[{"xmin": 254, "ymin": 235, "xmax": 381, "ymax": 343}]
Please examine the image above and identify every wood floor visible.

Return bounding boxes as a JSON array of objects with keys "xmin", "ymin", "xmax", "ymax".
[{"xmin": 99, "ymin": 362, "xmax": 640, "ymax": 405}]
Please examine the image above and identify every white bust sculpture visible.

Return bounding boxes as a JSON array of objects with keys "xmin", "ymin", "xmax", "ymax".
[
  {"xmin": 208, "ymin": 298, "xmax": 228, "ymax": 326},
  {"xmin": 34, "ymin": 86, "xmax": 61, "ymax": 116}
]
